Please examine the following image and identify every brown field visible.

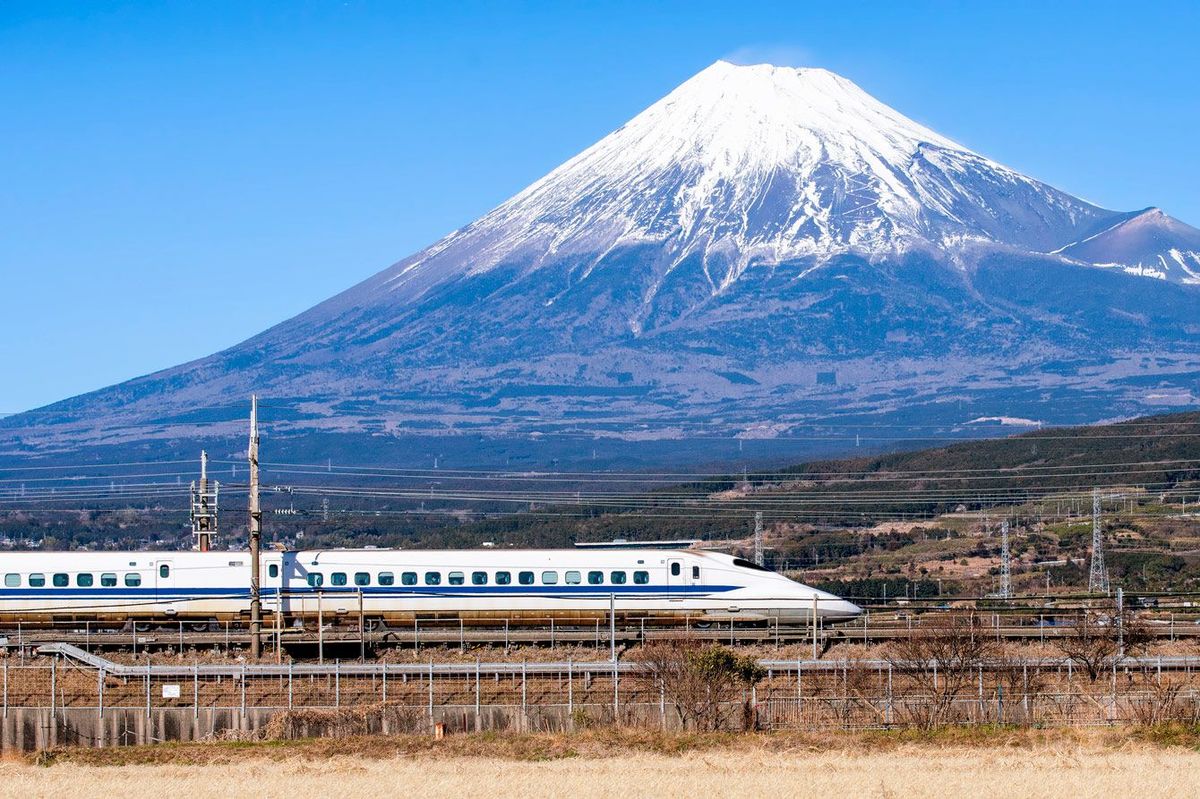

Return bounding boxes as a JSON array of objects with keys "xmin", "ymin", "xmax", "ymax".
[{"xmin": 6, "ymin": 729, "xmax": 1200, "ymax": 799}]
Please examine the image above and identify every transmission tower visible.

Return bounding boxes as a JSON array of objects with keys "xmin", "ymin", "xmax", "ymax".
[
  {"xmin": 753, "ymin": 511, "xmax": 764, "ymax": 566},
  {"xmin": 1088, "ymin": 488, "xmax": 1110, "ymax": 594},
  {"xmin": 999, "ymin": 519, "xmax": 1012, "ymax": 599}
]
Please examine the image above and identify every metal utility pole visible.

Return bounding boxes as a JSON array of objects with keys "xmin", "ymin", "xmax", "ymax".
[
  {"xmin": 753, "ymin": 511, "xmax": 764, "ymax": 567},
  {"xmin": 999, "ymin": 519, "xmax": 1012, "ymax": 599},
  {"xmin": 1088, "ymin": 488, "xmax": 1110, "ymax": 595},
  {"xmin": 248, "ymin": 395, "xmax": 263, "ymax": 658},
  {"xmin": 189, "ymin": 450, "xmax": 218, "ymax": 551}
]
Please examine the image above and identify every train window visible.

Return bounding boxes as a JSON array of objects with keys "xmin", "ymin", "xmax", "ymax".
[
  {"xmin": 100, "ymin": 573, "xmax": 116, "ymax": 587},
  {"xmin": 77, "ymin": 573, "xmax": 94, "ymax": 587},
  {"xmin": 29, "ymin": 573, "xmax": 45, "ymax": 587},
  {"xmin": 541, "ymin": 571, "xmax": 558, "ymax": 585},
  {"xmin": 125, "ymin": 573, "xmax": 141, "ymax": 587},
  {"xmin": 670, "ymin": 562, "xmax": 681, "ymax": 577},
  {"xmin": 53, "ymin": 573, "xmax": 69, "ymax": 587},
  {"xmin": 610, "ymin": 571, "xmax": 627, "ymax": 584},
  {"xmin": 331, "ymin": 572, "xmax": 348, "ymax": 587},
  {"xmin": 471, "ymin": 571, "xmax": 487, "ymax": 585},
  {"xmin": 518, "ymin": 571, "xmax": 534, "ymax": 585},
  {"xmin": 268, "ymin": 564, "xmax": 279, "ymax": 579},
  {"xmin": 565, "ymin": 570, "xmax": 581, "ymax": 585},
  {"xmin": 3, "ymin": 574, "xmax": 18, "ymax": 587},
  {"xmin": 448, "ymin": 571, "xmax": 465, "ymax": 585},
  {"xmin": 425, "ymin": 572, "xmax": 441, "ymax": 586},
  {"xmin": 495, "ymin": 571, "xmax": 512, "ymax": 585},
  {"xmin": 308, "ymin": 573, "xmax": 324, "ymax": 587},
  {"xmin": 354, "ymin": 572, "xmax": 370, "ymax": 586},
  {"xmin": 159, "ymin": 564, "xmax": 170, "ymax": 579},
  {"xmin": 587, "ymin": 571, "xmax": 603, "ymax": 585},
  {"xmin": 693, "ymin": 566, "xmax": 700, "ymax": 580},
  {"xmin": 401, "ymin": 572, "xmax": 417, "ymax": 586},
  {"xmin": 633, "ymin": 571, "xmax": 649, "ymax": 584},
  {"xmin": 378, "ymin": 572, "xmax": 395, "ymax": 586}
]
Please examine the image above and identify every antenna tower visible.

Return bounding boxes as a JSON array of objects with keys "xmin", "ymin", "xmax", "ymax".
[
  {"xmin": 1088, "ymin": 488, "xmax": 1110, "ymax": 594},
  {"xmin": 189, "ymin": 450, "xmax": 219, "ymax": 551},
  {"xmin": 753, "ymin": 511, "xmax": 764, "ymax": 566}
]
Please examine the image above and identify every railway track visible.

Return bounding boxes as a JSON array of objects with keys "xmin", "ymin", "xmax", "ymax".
[{"xmin": 4, "ymin": 616, "xmax": 1199, "ymax": 654}]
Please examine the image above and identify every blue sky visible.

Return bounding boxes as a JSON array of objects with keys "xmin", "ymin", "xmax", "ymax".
[{"xmin": 2, "ymin": 0, "xmax": 1198, "ymax": 413}]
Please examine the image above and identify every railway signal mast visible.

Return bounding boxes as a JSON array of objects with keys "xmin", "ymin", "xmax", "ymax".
[
  {"xmin": 189, "ymin": 450, "xmax": 219, "ymax": 551},
  {"xmin": 1088, "ymin": 488, "xmax": 1110, "ymax": 595},
  {"xmin": 248, "ymin": 395, "xmax": 263, "ymax": 658}
]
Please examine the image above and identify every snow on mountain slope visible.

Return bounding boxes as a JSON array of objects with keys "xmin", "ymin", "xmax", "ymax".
[
  {"xmin": 1057, "ymin": 208, "xmax": 1200, "ymax": 284},
  {"xmin": 368, "ymin": 61, "xmax": 1115, "ymax": 308}
]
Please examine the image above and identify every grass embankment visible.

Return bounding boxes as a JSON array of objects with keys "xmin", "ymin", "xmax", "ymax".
[{"xmin": 7, "ymin": 728, "xmax": 1200, "ymax": 799}]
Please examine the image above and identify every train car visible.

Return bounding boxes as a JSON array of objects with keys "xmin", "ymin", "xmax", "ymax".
[{"xmin": 0, "ymin": 548, "xmax": 861, "ymax": 627}]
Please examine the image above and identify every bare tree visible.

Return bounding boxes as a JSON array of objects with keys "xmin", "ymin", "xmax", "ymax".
[
  {"xmin": 885, "ymin": 611, "xmax": 998, "ymax": 729},
  {"xmin": 1052, "ymin": 609, "xmax": 1151, "ymax": 683},
  {"xmin": 638, "ymin": 641, "xmax": 766, "ymax": 731}
]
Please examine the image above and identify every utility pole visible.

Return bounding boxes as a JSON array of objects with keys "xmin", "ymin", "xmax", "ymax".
[
  {"xmin": 248, "ymin": 395, "xmax": 263, "ymax": 659},
  {"xmin": 753, "ymin": 511, "xmax": 764, "ymax": 567},
  {"xmin": 999, "ymin": 519, "xmax": 1012, "ymax": 599},
  {"xmin": 1088, "ymin": 488, "xmax": 1110, "ymax": 595},
  {"xmin": 189, "ymin": 450, "xmax": 218, "ymax": 551}
]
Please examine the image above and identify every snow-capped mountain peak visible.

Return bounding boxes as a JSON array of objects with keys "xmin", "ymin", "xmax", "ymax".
[{"xmin": 381, "ymin": 61, "xmax": 1113, "ymax": 302}]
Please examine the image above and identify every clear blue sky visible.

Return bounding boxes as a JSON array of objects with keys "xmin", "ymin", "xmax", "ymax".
[{"xmin": 2, "ymin": 0, "xmax": 1197, "ymax": 414}]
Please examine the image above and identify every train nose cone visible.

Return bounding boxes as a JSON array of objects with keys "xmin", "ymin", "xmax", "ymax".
[{"xmin": 826, "ymin": 599, "xmax": 863, "ymax": 620}]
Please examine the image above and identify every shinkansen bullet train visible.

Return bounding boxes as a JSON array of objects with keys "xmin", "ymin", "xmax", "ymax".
[{"xmin": 0, "ymin": 548, "xmax": 861, "ymax": 627}]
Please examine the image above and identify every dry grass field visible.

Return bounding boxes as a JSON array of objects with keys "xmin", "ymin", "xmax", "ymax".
[{"xmin": 4, "ymin": 729, "xmax": 1200, "ymax": 799}]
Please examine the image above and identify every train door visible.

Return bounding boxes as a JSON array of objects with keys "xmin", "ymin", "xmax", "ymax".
[
  {"xmin": 666, "ymin": 558, "xmax": 685, "ymax": 599},
  {"xmin": 154, "ymin": 559, "xmax": 175, "ymax": 610}
]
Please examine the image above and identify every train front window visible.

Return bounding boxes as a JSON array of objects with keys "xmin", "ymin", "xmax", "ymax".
[
  {"xmin": 518, "ymin": 571, "xmax": 534, "ymax": 585},
  {"xmin": 3, "ymin": 574, "xmax": 18, "ymax": 587},
  {"xmin": 610, "ymin": 571, "xmax": 627, "ymax": 585},
  {"xmin": 125, "ymin": 573, "xmax": 141, "ymax": 587},
  {"xmin": 331, "ymin": 572, "xmax": 348, "ymax": 587},
  {"xmin": 100, "ymin": 573, "xmax": 116, "ymax": 587},
  {"xmin": 53, "ymin": 573, "xmax": 69, "ymax": 587},
  {"xmin": 495, "ymin": 571, "xmax": 512, "ymax": 585},
  {"xmin": 307, "ymin": 573, "xmax": 324, "ymax": 587},
  {"xmin": 425, "ymin": 572, "xmax": 441, "ymax": 586},
  {"xmin": 378, "ymin": 572, "xmax": 395, "ymax": 586},
  {"xmin": 29, "ymin": 573, "xmax": 45, "ymax": 587},
  {"xmin": 587, "ymin": 571, "xmax": 603, "ymax": 585},
  {"xmin": 732, "ymin": 558, "xmax": 772, "ymax": 572},
  {"xmin": 77, "ymin": 573, "xmax": 94, "ymax": 587},
  {"xmin": 633, "ymin": 571, "xmax": 649, "ymax": 584},
  {"xmin": 471, "ymin": 571, "xmax": 487, "ymax": 585}
]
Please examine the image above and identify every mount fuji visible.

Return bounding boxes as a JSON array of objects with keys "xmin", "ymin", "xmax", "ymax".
[{"xmin": 5, "ymin": 61, "xmax": 1200, "ymax": 466}]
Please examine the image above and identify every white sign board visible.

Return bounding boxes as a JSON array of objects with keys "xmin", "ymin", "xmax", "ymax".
[{"xmin": 162, "ymin": 684, "xmax": 181, "ymax": 699}]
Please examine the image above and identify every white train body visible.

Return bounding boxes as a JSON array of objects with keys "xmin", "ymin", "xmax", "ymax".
[{"xmin": 0, "ymin": 548, "xmax": 861, "ymax": 624}]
